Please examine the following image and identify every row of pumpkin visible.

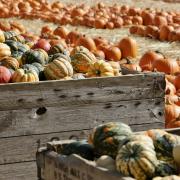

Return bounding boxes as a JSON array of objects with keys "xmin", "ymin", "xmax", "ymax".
[
  {"xmin": 57, "ymin": 121, "xmax": 180, "ymax": 180},
  {"xmin": 0, "ymin": 1, "xmax": 179, "ymax": 41}
]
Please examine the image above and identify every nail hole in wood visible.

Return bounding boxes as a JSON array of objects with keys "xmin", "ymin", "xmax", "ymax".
[
  {"xmin": 158, "ymin": 112, "xmax": 162, "ymax": 116},
  {"xmin": 155, "ymin": 101, "xmax": 161, "ymax": 105},
  {"xmin": 87, "ymin": 92, "xmax": 94, "ymax": 96},
  {"xmin": 114, "ymin": 90, "xmax": 124, "ymax": 94},
  {"xmin": 37, "ymin": 98, "xmax": 44, "ymax": 102},
  {"xmin": 74, "ymin": 95, "xmax": 81, "ymax": 98},
  {"xmin": 54, "ymin": 89, "xmax": 62, "ymax": 92},
  {"xmin": 36, "ymin": 107, "xmax": 47, "ymax": 115},
  {"xmin": 104, "ymin": 105, "xmax": 112, "ymax": 109},
  {"xmin": 59, "ymin": 95, "xmax": 67, "ymax": 98},
  {"xmin": 18, "ymin": 98, "xmax": 24, "ymax": 103},
  {"xmin": 134, "ymin": 102, "xmax": 141, "ymax": 107}
]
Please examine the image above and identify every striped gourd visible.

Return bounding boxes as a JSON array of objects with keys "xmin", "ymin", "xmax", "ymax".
[
  {"xmin": 0, "ymin": 56, "xmax": 19, "ymax": 70},
  {"xmin": 44, "ymin": 57, "xmax": 73, "ymax": 80},
  {"xmin": 88, "ymin": 122, "xmax": 132, "ymax": 158},
  {"xmin": 116, "ymin": 134, "xmax": 158, "ymax": 180},
  {"xmin": 12, "ymin": 68, "xmax": 39, "ymax": 82},
  {"xmin": 22, "ymin": 49, "xmax": 49, "ymax": 65},
  {"xmin": 71, "ymin": 46, "xmax": 96, "ymax": 73}
]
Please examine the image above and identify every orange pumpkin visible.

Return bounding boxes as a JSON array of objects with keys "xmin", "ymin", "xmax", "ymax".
[
  {"xmin": 93, "ymin": 37, "xmax": 108, "ymax": 47},
  {"xmin": 118, "ymin": 37, "xmax": 137, "ymax": 58},
  {"xmin": 159, "ymin": 25, "xmax": 174, "ymax": 41},
  {"xmin": 166, "ymin": 116, "xmax": 180, "ymax": 128},
  {"xmin": 76, "ymin": 35, "xmax": 96, "ymax": 52},
  {"xmin": 66, "ymin": 31, "xmax": 82, "ymax": 45},
  {"xmin": 165, "ymin": 99, "xmax": 180, "ymax": 126},
  {"xmin": 166, "ymin": 95, "xmax": 180, "ymax": 106},
  {"xmin": 139, "ymin": 51, "xmax": 164, "ymax": 71},
  {"xmin": 165, "ymin": 74, "xmax": 176, "ymax": 84},
  {"xmin": 154, "ymin": 15, "xmax": 168, "ymax": 27},
  {"xmin": 105, "ymin": 46, "xmax": 121, "ymax": 61},
  {"xmin": 165, "ymin": 79, "xmax": 176, "ymax": 95},
  {"xmin": 145, "ymin": 25, "xmax": 160, "ymax": 39},
  {"xmin": 122, "ymin": 58, "xmax": 141, "ymax": 72},
  {"xmin": 53, "ymin": 26, "xmax": 69, "ymax": 39},
  {"xmin": 174, "ymin": 75, "xmax": 180, "ymax": 90},
  {"xmin": 152, "ymin": 58, "xmax": 179, "ymax": 75}
]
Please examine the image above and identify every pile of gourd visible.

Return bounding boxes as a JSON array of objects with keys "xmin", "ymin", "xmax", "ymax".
[
  {"xmin": 58, "ymin": 122, "xmax": 180, "ymax": 180},
  {"xmin": 0, "ymin": 26, "xmax": 142, "ymax": 83}
]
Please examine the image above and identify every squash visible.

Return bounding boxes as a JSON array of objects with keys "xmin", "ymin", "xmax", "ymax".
[
  {"xmin": 4, "ymin": 31, "xmax": 18, "ymax": 40},
  {"xmin": 88, "ymin": 122, "xmax": 132, "ymax": 157},
  {"xmin": 9, "ymin": 35, "xmax": 25, "ymax": 44},
  {"xmin": 0, "ymin": 43, "xmax": 11, "ymax": 57},
  {"xmin": 108, "ymin": 61, "xmax": 121, "ymax": 76},
  {"xmin": 12, "ymin": 68, "xmax": 39, "ymax": 82},
  {"xmin": 61, "ymin": 140, "xmax": 94, "ymax": 160},
  {"xmin": 22, "ymin": 49, "xmax": 49, "ymax": 65},
  {"xmin": 116, "ymin": 134, "xmax": 158, "ymax": 180},
  {"xmin": 87, "ymin": 60, "xmax": 115, "ymax": 77},
  {"xmin": 48, "ymin": 44, "xmax": 66, "ymax": 55},
  {"xmin": 44, "ymin": 58, "xmax": 73, "ymax": 80},
  {"xmin": 22, "ymin": 63, "xmax": 44, "ymax": 77},
  {"xmin": 72, "ymin": 73, "xmax": 85, "ymax": 80},
  {"xmin": 5, "ymin": 40, "xmax": 29, "ymax": 57},
  {"xmin": 71, "ymin": 46, "xmax": 96, "ymax": 73},
  {"xmin": 48, "ymin": 52, "xmax": 71, "ymax": 63},
  {"xmin": 0, "ymin": 56, "xmax": 19, "ymax": 70},
  {"xmin": 118, "ymin": 37, "xmax": 137, "ymax": 58},
  {"xmin": 0, "ymin": 66, "xmax": 11, "ymax": 83},
  {"xmin": 146, "ymin": 129, "xmax": 180, "ymax": 158},
  {"xmin": 155, "ymin": 161, "xmax": 178, "ymax": 177},
  {"xmin": 33, "ymin": 39, "xmax": 51, "ymax": 52},
  {"xmin": 96, "ymin": 155, "xmax": 116, "ymax": 171}
]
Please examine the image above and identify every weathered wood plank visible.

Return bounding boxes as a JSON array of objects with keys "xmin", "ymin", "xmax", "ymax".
[
  {"xmin": 0, "ymin": 98, "xmax": 164, "ymax": 137},
  {"xmin": 0, "ymin": 73, "xmax": 165, "ymax": 111},
  {"xmin": 0, "ymin": 130, "xmax": 88, "ymax": 165},
  {"xmin": 0, "ymin": 122, "xmax": 164, "ymax": 165},
  {"xmin": 0, "ymin": 161, "xmax": 37, "ymax": 180}
]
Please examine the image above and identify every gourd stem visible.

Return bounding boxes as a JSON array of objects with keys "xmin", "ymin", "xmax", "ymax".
[{"xmin": 125, "ymin": 58, "xmax": 132, "ymax": 64}]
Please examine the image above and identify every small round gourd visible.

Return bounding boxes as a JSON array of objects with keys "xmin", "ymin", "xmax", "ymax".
[
  {"xmin": 0, "ymin": 43, "xmax": 11, "ymax": 57},
  {"xmin": 22, "ymin": 49, "xmax": 49, "ymax": 65},
  {"xmin": 96, "ymin": 155, "xmax": 116, "ymax": 171},
  {"xmin": 0, "ymin": 56, "xmax": 19, "ymax": 70},
  {"xmin": 44, "ymin": 57, "xmax": 73, "ymax": 80},
  {"xmin": 12, "ymin": 68, "xmax": 39, "ymax": 82},
  {"xmin": 71, "ymin": 46, "xmax": 96, "ymax": 73}
]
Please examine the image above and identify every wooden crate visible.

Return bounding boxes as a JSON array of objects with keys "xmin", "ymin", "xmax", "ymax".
[
  {"xmin": 0, "ymin": 73, "xmax": 165, "ymax": 179},
  {"xmin": 36, "ymin": 128, "xmax": 180, "ymax": 180}
]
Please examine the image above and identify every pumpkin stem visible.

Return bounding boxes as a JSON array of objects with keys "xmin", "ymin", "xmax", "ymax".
[{"xmin": 154, "ymin": 50, "xmax": 165, "ymax": 58}]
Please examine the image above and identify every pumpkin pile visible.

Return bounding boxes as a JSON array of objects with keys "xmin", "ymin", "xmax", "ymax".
[
  {"xmin": 130, "ymin": 24, "xmax": 180, "ymax": 42},
  {"xmin": 0, "ymin": 0, "xmax": 179, "ymax": 35},
  {"xmin": 57, "ymin": 122, "xmax": 180, "ymax": 180},
  {"xmin": 138, "ymin": 50, "xmax": 180, "ymax": 128}
]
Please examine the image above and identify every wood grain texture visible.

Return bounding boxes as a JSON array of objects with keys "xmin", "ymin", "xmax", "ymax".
[
  {"xmin": 43, "ymin": 152, "xmax": 134, "ymax": 180},
  {"xmin": 0, "ymin": 73, "xmax": 165, "ymax": 111},
  {"xmin": 0, "ymin": 98, "xmax": 164, "ymax": 138},
  {"xmin": 0, "ymin": 122, "xmax": 165, "ymax": 165},
  {"xmin": 0, "ymin": 161, "xmax": 37, "ymax": 180},
  {"xmin": 0, "ymin": 130, "xmax": 88, "ymax": 165}
]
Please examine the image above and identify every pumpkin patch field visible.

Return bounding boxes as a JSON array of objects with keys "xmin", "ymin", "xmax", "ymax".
[{"xmin": 0, "ymin": 0, "xmax": 179, "ymax": 179}]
